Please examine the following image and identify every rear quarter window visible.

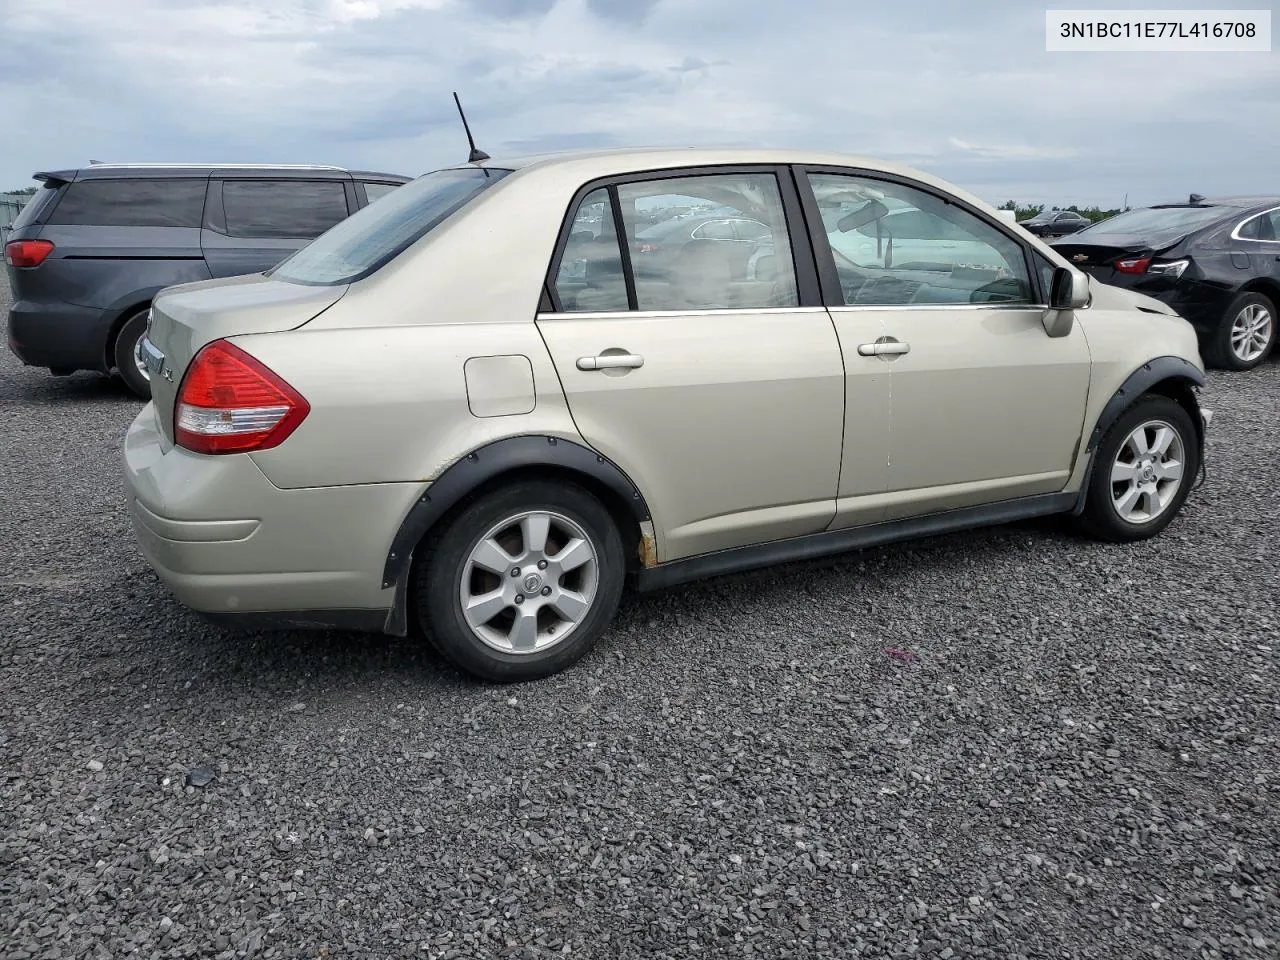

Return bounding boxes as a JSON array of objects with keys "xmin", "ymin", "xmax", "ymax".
[
  {"xmin": 9, "ymin": 185, "xmax": 61, "ymax": 231},
  {"xmin": 47, "ymin": 178, "xmax": 206, "ymax": 227}
]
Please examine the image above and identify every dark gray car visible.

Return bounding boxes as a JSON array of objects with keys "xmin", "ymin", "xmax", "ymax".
[{"xmin": 4, "ymin": 163, "xmax": 409, "ymax": 397}]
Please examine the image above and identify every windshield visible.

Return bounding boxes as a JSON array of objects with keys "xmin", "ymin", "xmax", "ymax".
[
  {"xmin": 271, "ymin": 166, "xmax": 510, "ymax": 285},
  {"xmin": 1078, "ymin": 205, "xmax": 1225, "ymax": 237}
]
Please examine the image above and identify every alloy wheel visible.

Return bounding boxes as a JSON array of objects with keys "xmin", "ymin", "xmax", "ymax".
[
  {"xmin": 459, "ymin": 510, "xmax": 599, "ymax": 654},
  {"xmin": 1110, "ymin": 419, "xmax": 1186, "ymax": 524},
  {"xmin": 1231, "ymin": 303, "xmax": 1273, "ymax": 364},
  {"xmin": 132, "ymin": 335, "xmax": 151, "ymax": 381}
]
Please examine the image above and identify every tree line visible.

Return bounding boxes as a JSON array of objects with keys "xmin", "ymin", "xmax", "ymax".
[{"xmin": 998, "ymin": 200, "xmax": 1128, "ymax": 223}]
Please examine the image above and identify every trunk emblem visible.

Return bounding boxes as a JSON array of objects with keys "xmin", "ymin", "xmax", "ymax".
[{"xmin": 1072, "ymin": 254, "xmax": 1089, "ymax": 263}]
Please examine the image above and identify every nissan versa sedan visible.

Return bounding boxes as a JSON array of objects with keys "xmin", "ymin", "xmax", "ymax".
[
  {"xmin": 123, "ymin": 148, "xmax": 1212, "ymax": 682},
  {"xmin": 1052, "ymin": 195, "xmax": 1280, "ymax": 370}
]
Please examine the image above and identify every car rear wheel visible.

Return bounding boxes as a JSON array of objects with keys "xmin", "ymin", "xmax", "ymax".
[
  {"xmin": 414, "ymin": 480, "xmax": 626, "ymax": 682},
  {"xmin": 113, "ymin": 308, "xmax": 152, "ymax": 399},
  {"xmin": 1075, "ymin": 395, "xmax": 1199, "ymax": 543},
  {"xmin": 1207, "ymin": 291, "xmax": 1276, "ymax": 371}
]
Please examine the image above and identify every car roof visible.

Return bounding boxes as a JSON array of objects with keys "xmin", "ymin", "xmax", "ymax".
[
  {"xmin": 1146, "ymin": 195, "xmax": 1280, "ymax": 209},
  {"xmin": 32, "ymin": 163, "xmax": 411, "ymax": 184},
  {"xmin": 471, "ymin": 146, "xmax": 931, "ymax": 175},
  {"xmin": 428, "ymin": 146, "xmax": 1010, "ymax": 219}
]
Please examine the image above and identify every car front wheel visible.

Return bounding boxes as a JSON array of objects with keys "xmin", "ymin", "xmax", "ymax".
[
  {"xmin": 1075, "ymin": 395, "xmax": 1200, "ymax": 543},
  {"xmin": 414, "ymin": 479, "xmax": 626, "ymax": 681}
]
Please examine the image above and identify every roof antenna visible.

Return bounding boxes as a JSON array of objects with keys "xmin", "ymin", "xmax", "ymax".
[{"xmin": 453, "ymin": 92, "xmax": 490, "ymax": 164}]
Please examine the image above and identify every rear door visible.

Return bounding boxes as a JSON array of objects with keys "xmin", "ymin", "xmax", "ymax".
[
  {"xmin": 537, "ymin": 167, "xmax": 880, "ymax": 562},
  {"xmin": 200, "ymin": 174, "xmax": 355, "ymax": 278}
]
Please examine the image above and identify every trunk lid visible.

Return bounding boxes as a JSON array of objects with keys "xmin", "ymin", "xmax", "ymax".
[
  {"xmin": 1050, "ymin": 233, "xmax": 1185, "ymax": 285},
  {"xmin": 145, "ymin": 273, "xmax": 347, "ymax": 444}
]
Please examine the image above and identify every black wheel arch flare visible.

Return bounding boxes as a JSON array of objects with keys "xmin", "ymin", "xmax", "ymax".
[
  {"xmin": 380, "ymin": 435, "xmax": 651, "ymax": 634},
  {"xmin": 1072, "ymin": 355, "xmax": 1207, "ymax": 515}
]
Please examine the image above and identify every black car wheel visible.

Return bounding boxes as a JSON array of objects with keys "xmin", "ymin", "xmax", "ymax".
[
  {"xmin": 113, "ymin": 308, "xmax": 152, "ymax": 399},
  {"xmin": 1206, "ymin": 291, "xmax": 1276, "ymax": 371}
]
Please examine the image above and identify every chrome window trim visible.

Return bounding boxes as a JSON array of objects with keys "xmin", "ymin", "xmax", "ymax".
[
  {"xmin": 828, "ymin": 302, "xmax": 1047, "ymax": 312},
  {"xmin": 1230, "ymin": 204, "xmax": 1280, "ymax": 243},
  {"xmin": 537, "ymin": 306, "xmax": 828, "ymax": 321},
  {"xmin": 537, "ymin": 303, "xmax": 1049, "ymax": 320}
]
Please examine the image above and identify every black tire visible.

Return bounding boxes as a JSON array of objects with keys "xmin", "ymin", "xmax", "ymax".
[
  {"xmin": 1204, "ymin": 291, "xmax": 1276, "ymax": 371},
  {"xmin": 113, "ymin": 308, "xmax": 152, "ymax": 399},
  {"xmin": 1075, "ymin": 394, "xmax": 1199, "ymax": 543},
  {"xmin": 414, "ymin": 480, "xmax": 626, "ymax": 682}
]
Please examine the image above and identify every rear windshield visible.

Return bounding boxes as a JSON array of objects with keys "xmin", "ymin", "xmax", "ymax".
[
  {"xmin": 1078, "ymin": 205, "xmax": 1226, "ymax": 237},
  {"xmin": 9, "ymin": 184, "xmax": 61, "ymax": 231},
  {"xmin": 270, "ymin": 167, "xmax": 510, "ymax": 286}
]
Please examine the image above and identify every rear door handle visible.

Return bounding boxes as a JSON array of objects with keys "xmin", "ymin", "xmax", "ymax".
[
  {"xmin": 577, "ymin": 353, "xmax": 645, "ymax": 371},
  {"xmin": 857, "ymin": 339, "xmax": 910, "ymax": 357}
]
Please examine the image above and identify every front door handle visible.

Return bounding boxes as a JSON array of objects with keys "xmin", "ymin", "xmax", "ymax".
[
  {"xmin": 857, "ymin": 338, "xmax": 910, "ymax": 357},
  {"xmin": 577, "ymin": 353, "xmax": 645, "ymax": 371}
]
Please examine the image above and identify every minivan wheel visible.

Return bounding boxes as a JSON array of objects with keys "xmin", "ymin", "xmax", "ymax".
[
  {"xmin": 415, "ymin": 480, "xmax": 626, "ymax": 682},
  {"xmin": 1207, "ymin": 292, "xmax": 1276, "ymax": 371},
  {"xmin": 1075, "ymin": 395, "xmax": 1199, "ymax": 543},
  {"xmin": 113, "ymin": 308, "xmax": 152, "ymax": 399}
]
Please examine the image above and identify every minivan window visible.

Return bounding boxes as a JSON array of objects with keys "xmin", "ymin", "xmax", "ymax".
[
  {"xmin": 1079, "ymin": 206, "xmax": 1225, "ymax": 236},
  {"xmin": 10, "ymin": 185, "xmax": 60, "ymax": 231},
  {"xmin": 47, "ymin": 178, "xmax": 206, "ymax": 228},
  {"xmin": 362, "ymin": 181, "xmax": 401, "ymax": 204},
  {"xmin": 271, "ymin": 167, "xmax": 510, "ymax": 286},
  {"xmin": 222, "ymin": 180, "xmax": 350, "ymax": 240}
]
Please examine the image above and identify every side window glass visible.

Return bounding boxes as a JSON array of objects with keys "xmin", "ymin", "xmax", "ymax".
[
  {"xmin": 693, "ymin": 219, "xmax": 737, "ymax": 241},
  {"xmin": 616, "ymin": 173, "xmax": 798, "ymax": 311},
  {"xmin": 1237, "ymin": 216, "xmax": 1260, "ymax": 240},
  {"xmin": 47, "ymin": 178, "xmax": 206, "ymax": 228},
  {"xmin": 735, "ymin": 219, "xmax": 771, "ymax": 241},
  {"xmin": 362, "ymin": 181, "xmax": 401, "ymax": 205},
  {"xmin": 807, "ymin": 173, "xmax": 1033, "ymax": 306},
  {"xmin": 222, "ymin": 180, "xmax": 350, "ymax": 240},
  {"xmin": 554, "ymin": 188, "xmax": 628, "ymax": 313},
  {"xmin": 1262, "ymin": 213, "xmax": 1280, "ymax": 241}
]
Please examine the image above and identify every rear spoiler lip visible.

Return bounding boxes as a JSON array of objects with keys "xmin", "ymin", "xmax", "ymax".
[{"xmin": 32, "ymin": 170, "xmax": 77, "ymax": 186}]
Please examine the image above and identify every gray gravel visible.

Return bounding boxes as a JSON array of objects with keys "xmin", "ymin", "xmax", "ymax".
[{"xmin": 1, "ymin": 280, "xmax": 1277, "ymax": 959}]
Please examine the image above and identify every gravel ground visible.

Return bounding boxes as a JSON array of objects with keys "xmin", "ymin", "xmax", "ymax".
[{"xmin": 1, "ymin": 280, "xmax": 1277, "ymax": 960}]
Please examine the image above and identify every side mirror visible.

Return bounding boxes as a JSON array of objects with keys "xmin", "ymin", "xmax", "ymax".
[
  {"xmin": 1043, "ymin": 266, "xmax": 1088, "ymax": 337},
  {"xmin": 1049, "ymin": 266, "xmax": 1089, "ymax": 309}
]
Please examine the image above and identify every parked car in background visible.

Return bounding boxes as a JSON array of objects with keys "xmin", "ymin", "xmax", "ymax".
[
  {"xmin": 1051, "ymin": 195, "xmax": 1280, "ymax": 370},
  {"xmin": 124, "ymin": 148, "xmax": 1209, "ymax": 683},
  {"xmin": 1018, "ymin": 209, "xmax": 1093, "ymax": 238},
  {"xmin": 4, "ymin": 163, "xmax": 409, "ymax": 398}
]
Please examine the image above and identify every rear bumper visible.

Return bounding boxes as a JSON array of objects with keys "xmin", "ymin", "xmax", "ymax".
[
  {"xmin": 123, "ymin": 403, "xmax": 422, "ymax": 631},
  {"xmin": 7, "ymin": 298, "xmax": 113, "ymax": 372}
]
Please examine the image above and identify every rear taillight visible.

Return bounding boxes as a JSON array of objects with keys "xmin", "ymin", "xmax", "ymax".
[
  {"xmin": 1114, "ymin": 256, "xmax": 1151, "ymax": 275},
  {"xmin": 4, "ymin": 240, "xmax": 54, "ymax": 268},
  {"xmin": 174, "ymin": 339, "xmax": 309, "ymax": 455}
]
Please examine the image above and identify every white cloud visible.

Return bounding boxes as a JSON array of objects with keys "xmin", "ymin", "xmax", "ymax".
[{"xmin": 2, "ymin": 0, "xmax": 1278, "ymax": 206}]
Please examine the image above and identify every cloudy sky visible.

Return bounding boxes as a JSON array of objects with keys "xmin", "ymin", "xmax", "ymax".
[{"xmin": 3, "ymin": 0, "xmax": 1277, "ymax": 207}]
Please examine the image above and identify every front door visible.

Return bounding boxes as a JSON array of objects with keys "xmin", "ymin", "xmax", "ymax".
[
  {"xmin": 803, "ymin": 171, "xmax": 1092, "ymax": 520},
  {"xmin": 537, "ymin": 169, "xmax": 876, "ymax": 562}
]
